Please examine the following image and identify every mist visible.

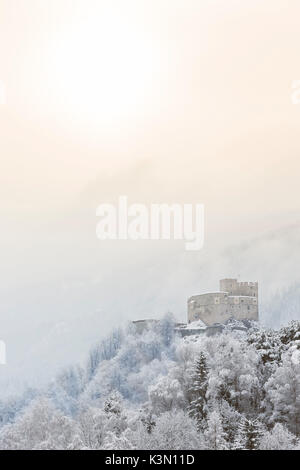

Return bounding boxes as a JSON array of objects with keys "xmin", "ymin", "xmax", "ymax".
[{"xmin": 1, "ymin": 0, "xmax": 300, "ymax": 396}]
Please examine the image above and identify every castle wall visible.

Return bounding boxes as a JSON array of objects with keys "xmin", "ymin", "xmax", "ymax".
[
  {"xmin": 219, "ymin": 279, "xmax": 258, "ymax": 297},
  {"xmin": 188, "ymin": 282, "xmax": 258, "ymax": 326}
]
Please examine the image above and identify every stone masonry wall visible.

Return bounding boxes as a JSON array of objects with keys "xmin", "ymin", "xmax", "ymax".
[{"xmin": 187, "ymin": 280, "xmax": 258, "ymax": 326}]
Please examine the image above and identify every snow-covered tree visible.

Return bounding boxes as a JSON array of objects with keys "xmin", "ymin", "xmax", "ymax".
[
  {"xmin": 172, "ymin": 340, "xmax": 198, "ymax": 403},
  {"xmin": 130, "ymin": 410, "xmax": 204, "ymax": 450},
  {"xmin": 140, "ymin": 406, "xmax": 156, "ymax": 434},
  {"xmin": 102, "ymin": 429, "xmax": 135, "ymax": 450},
  {"xmin": 0, "ymin": 398, "xmax": 77, "ymax": 450},
  {"xmin": 247, "ymin": 328, "xmax": 283, "ymax": 365},
  {"xmin": 104, "ymin": 390, "xmax": 123, "ymax": 416},
  {"xmin": 279, "ymin": 320, "xmax": 300, "ymax": 349},
  {"xmin": 126, "ymin": 358, "xmax": 169, "ymax": 403},
  {"xmin": 259, "ymin": 423, "xmax": 297, "ymax": 450},
  {"xmin": 103, "ymin": 391, "xmax": 128, "ymax": 437},
  {"xmin": 1, "ymin": 317, "xmax": 299, "ymax": 450},
  {"xmin": 234, "ymin": 417, "xmax": 263, "ymax": 450},
  {"xmin": 188, "ymin": 352, "xmax": 209, "ymax": 428},
  {"xmin": 77, "ymin": 407, "xmax": 107, "ymax": 449},
  {"xmin": 264, "ymin": 351, "xmax": 300, "ymax": 436},
  {"xmin": 0, "ymin": 388, "xmax": 37, "ymax": 428},
  {"xmin": 86, "ymin": 328, "xmax": 124, "ymax": 379},
  {"xmin": 154, "ymin": 313, "xmax": 176, "ymax": 348},
  {"xmin": 214, "ymin": 399, "xmax": 242, "ymax": 446},
  {"xmin": 148, "ymin": 375, "xmax": 185, "ymax": 414},
  {"xmin": 204, "ymin": 334, "xmax": 261, "ymax": 413},
  {"xmin": 204, "ymin": 410, "xmax": 227, "ymax": 450}
]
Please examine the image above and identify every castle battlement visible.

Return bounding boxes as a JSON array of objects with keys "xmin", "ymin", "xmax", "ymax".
[{"xmin": 188, "ymin": 278, "xmax": 258, "ymax": 326}]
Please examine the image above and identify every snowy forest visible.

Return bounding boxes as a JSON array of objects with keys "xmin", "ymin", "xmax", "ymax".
[{"xmin": 0, "ymin": 315, "xmax": 299, "ymax": 450}]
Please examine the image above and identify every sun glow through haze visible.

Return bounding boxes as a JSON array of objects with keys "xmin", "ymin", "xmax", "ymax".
[{"xmin": 46, "ymin": 9, "xmax": 158, "ymax": 129}]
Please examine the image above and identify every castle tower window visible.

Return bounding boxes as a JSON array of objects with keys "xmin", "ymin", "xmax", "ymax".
[{"xmin": 214, "ymin": 297, "xmax": 220, "ymax": 304}]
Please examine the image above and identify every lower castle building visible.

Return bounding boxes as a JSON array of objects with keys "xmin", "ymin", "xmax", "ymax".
[{"xmin": 187, "ymin": 278, "xmax": 258, "ymax": 326}]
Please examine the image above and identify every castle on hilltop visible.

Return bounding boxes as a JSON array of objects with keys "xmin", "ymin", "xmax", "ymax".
[{"xmin": 187, "ymin": 278, "xmax": 258, "ymax": 326}]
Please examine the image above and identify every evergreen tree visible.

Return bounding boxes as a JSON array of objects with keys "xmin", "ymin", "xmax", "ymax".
[
  {"xmin": 279, "ymin": 320, "xmax": 300, "ymax": 348},
  {"xmin": 104, "ymin": 391, "xmax": 123, "ymax": 416},
  {"xmin": 103, "ymin": 391, "xmax": 127, "ymax": 437},
  {"xmin": 234, "ymin": 417, "xmax": 263, "ymax": 450},
  {"xmin": 188, "ymin": 352, "xmax": 209, "ymax": 428},
  {"xmin": 247, "ymin": 328, "xmax": 282, "ymax": 365},
  {"xmin": 141, "ymin": 410, "xmax": 156, "ymax": 434},
  {"xmin": 204, "ymin": 411, "xmax": 227, "ymax": 450}
]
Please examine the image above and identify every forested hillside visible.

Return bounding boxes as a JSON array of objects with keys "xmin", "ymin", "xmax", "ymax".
[{"xmin": 0, "ymin": 315, "xmax": 299, "ymax": 450}]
